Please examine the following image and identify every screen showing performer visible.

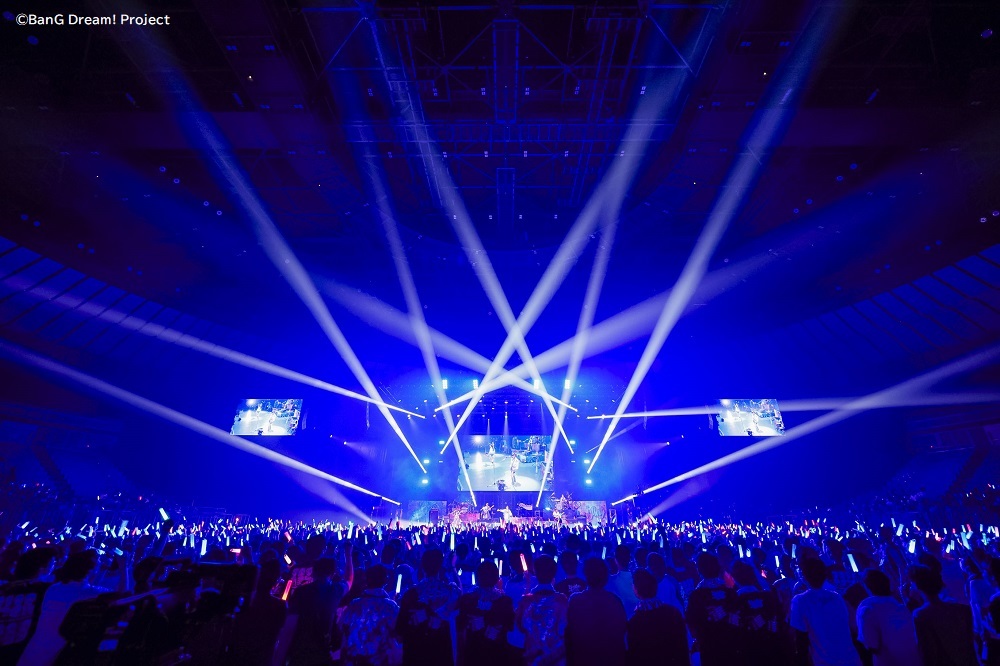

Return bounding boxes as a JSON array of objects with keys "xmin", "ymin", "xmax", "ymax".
[
  {"xmin": 457, "ymin": 435, "xmax": 554, "ymax": 492},
  {"xmin": 716, "ymin": 399, "xmax": 785, "ymax": 436},
  {"xmin": 230, "ymin": 399, "xmax": 303, "ymax": 436}
]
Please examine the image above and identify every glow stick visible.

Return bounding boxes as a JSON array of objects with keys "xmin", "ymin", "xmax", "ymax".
[
  {"xmin": 201, "ymin": 539, "xmax": 208, "ymax": 557},
  {"xmin": 158, "ymin": 508, "xmax": 169, "ymax": 521},
  {"xmin": 847, "ymin": 554, "xmax": 858, "ymax": 573},
  {"xmin": 396, "ymin": 574, "xmax": 403, "ymax": 595},
  {"xmin": 284, "ymin": 554, "xmax": 292, "ymax": 565},
  {"xmin": 282, "ymin": 579, "xmax": 293, "ymax": 601},
  {"xmin": 520, "ymin": 554, "xmax": 528, "ymax": 572}
]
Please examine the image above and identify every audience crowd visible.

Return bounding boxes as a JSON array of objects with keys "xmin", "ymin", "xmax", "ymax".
[{"xmin": 1, "ymin": 481, "xmax": 999, "ymax": 665}]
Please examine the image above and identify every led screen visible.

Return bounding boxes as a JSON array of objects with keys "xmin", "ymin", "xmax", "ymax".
[
  {"xmin": 457, "ymin": 435, "xmax": 553, "ymax": 492},
  {"xmin": 716, "ymin": 399, "xmax": 785, "ymax": 436},
  {"xmin": 231, "ymin": 399, "xmax": 303, "ymax": 436}
]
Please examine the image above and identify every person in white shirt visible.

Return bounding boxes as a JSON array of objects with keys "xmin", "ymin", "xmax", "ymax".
[
  {"xmin": 789, "ymin": 558, "xmax": 862, "ymax": 666},
  {"xmin": 962, "ymin": 556, "xmax": 997, "ymax": 649},
  {"xmin": 856, "ymin": 569, "xmax": 921, "ymax": 666},
  {"xmin": 608, "ymin": 545, "xmax": 639, "ymax": 618},
  {"xmin": 18, "ymin": 551, "xmax": 107, "ymax": 666}
]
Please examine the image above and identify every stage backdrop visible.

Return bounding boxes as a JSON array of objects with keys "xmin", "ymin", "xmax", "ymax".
[
  {"xmin": 405, "ymin": 500, "xmax": 447, "ymax": 524},
  {"xmin": 573, "ymin": 501, "xmax": 608, "ymax": 525}
]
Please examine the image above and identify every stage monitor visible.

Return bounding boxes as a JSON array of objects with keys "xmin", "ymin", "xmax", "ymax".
[
  {"xmin": 457, "ymin": 435, "xmax": 553, "ymax": 492},
  {"xmin": 231, "ymin": 399, "xmax": 302, "ymax": 436},
  {"xmin": 716, "ymin": 399, "xmax": 785, "ymax": 436}
]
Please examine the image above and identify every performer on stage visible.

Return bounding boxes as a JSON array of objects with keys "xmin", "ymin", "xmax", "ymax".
[
  {"xmin": 480, "ymin": 503, "xmax": 494, "ymax": 521},
  {"xmin": 488, "ymin": 442, "xmax": 496, "ymax": 467},
  {"xmin": 510, "ymin": 454, "xmax": 520, "ymax": 488},
  {"xmin": 499, "ymin": 506, "xmax": 514, "ymax": 523}
]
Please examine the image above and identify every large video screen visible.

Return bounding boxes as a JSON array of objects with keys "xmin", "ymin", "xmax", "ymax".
[
  {"xmin": 458, "ymin": 435, "xmax": 554, "ymax": 492},
  {"xmin": 231, "ymin": 399, "xmax": 303, "ymax": 436},
  {"xmin": 717, "ymin": 399, "xmax": 784, "ymax": 436}
]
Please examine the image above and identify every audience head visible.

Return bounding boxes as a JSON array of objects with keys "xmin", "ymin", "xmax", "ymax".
[
  {"xmin": 908, "ymin": 564, "xmax": 944, "ymax": 600},
  {"xmin": 614, "ymin": 544, "xmax": 631, "ymax": 569},
  {"xmin": 534, "ymin": 555, "xmax": 557, "ymax": 585},
  {"xmin": 862, "ymin": 569, "xmax": 892, "ymax": 597},
  {"xmin": 13, "ymin": 546, "xmax": 56, "ymax": 581},
  {"xmin": 365, "ymin": 564, "xmax": 389, "ymax": 590},
  {"xmin": 257, "ymin": 558, "xmax": 281, "ymax": 592},
  {"xmin": 632, "ymin": 568, "xmax": 657, "ymax": 601},
  {"xmin": 799, "ymin": 557, "xmax": 828, "ymax": 590},
  {"xmin": 695, "ymin": 552, "xmax": 722, "ymax": 580},
  {"xmin": 421, "ymin": 548, "xmax": 444, "ymax": 577},
  {"xmin": 731, "ymin": 560, "xmax": 759, "ymax": 589},
  {"xmin": 56, "ymin": 550, "xmax": 98, "ymax": 583},
  {"xmin": 583, "ymin": 556, "xmax": 610, "ymax": 589},
  {"xmin": 476, "ymin": 560, "xmax": 500, "ymax": 589},
  {"xmin": 559, "ymin": 551, "xmax": 578, "ymax": 576},
  {"xmin": 312, "ymin": 557, "xmax": 337, "ymax": 582},
  {"xmin": 646, "ymin": 552, "xmax": 666, "ymax": 580}
]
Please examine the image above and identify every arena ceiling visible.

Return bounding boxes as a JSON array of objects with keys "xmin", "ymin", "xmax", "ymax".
[{"xmin": 1, "ymin": 0, "xmax": 999, "ymax": 412}]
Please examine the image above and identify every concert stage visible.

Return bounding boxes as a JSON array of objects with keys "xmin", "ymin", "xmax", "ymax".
[{"xmin": 401, "ymin": 494, "xmax": 609, "ymax": 527}]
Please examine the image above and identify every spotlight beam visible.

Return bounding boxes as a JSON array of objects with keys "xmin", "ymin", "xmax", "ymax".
[
  {"xmin": 95, "ymin": 26, "xmax": 423, "ymax": 465},
  {"xmin": 351, "ymin": 12, "xmax": 570, "ymax": 451},
  {"xmin": 0, "ymin": 270, "xmax": 422, "ymax": 417},
  {"xmin": 316, "ymin": 278, "xmax": 574, "ymax": 411},
  {"xmin": 185, "ymin": 113, "xmax": 426, "ymax": 474},
  {"xmin": 537, "ymin": 212, "xmax": 620, "ymax": 506},
  {"xmin": 618, "ymin": 342, "xmax": 1000, "ymax": 507},
  {"xmin": 590, "ymin": 6, "xmax": 844, "ymax": 474},
  {"xmin": 364, "ymin": 155, "xmax": 477, "ymax": 504},
  {"xmin": 439, "ymin": 247, "xmax": 777, "ymax": 404},
  {"xmin": 0, "ymin": 339, "xmax": 399, "ymax": 511},
  {"xmin": 588, "ymin": 393, "xmax": 1000, "ymax": 419},
  {"xmin": 442, "ymin": 90, "xmax": 676, "ymax": 454}
]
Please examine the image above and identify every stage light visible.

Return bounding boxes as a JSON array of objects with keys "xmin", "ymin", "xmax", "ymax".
[
  {"xmin": 564, "ymin": 379, "xmax": 571, "ymax": 390},
  {"xmin": 473, "ymin": 379, "xmax": 479, "ymax": 389},
  {"xmin": 246, "ymin": 399, "xmax": 257, "ymax": 406},
  {"xmin": 591, "ymin": 8, "xmax": 843, "ymax": 475},
  {"xmin": 421, "ymin": 478, "xmax": 429, "ymax": 485},
  {"xmin": 629, "ymin": 341, "xmax": 1000, "ymax": 509},
  {"xmin": 422, "ymin": 459, "xmax": 430, "ymax": 464},
  {"xmin": 439, "ymin": 440, "xmax": 445, "ymax": 445},
  {"xmin": 533, "ymin": 378, "xmax": 541, "ymax": 390},
  {"xmin": 442, "ymin": 379, "xmax": 449, "ymax": 390},
  {"xmin": 0, "ymin": 340, "xmax": 396, "ymax": 515},
  {"xmin": 585, "ymin": 479, "xmax": 593, "ymax": 485},
  {"xmin": 584, "ymin": 459, "xmax": 591, "ymax": 464}
]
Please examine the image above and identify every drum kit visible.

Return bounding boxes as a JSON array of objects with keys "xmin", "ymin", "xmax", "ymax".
[{"xmin": 550, "ymin": 492, "xmax": 579, "ymax": 522}]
